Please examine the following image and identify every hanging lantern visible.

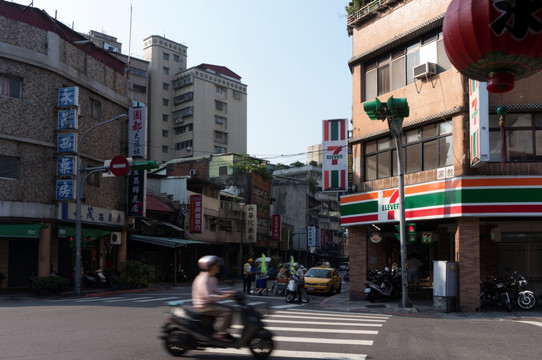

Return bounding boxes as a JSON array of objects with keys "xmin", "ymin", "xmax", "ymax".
[{"xmin": 443, "ymin": 0, "xmax": 542, "ymax": 93}]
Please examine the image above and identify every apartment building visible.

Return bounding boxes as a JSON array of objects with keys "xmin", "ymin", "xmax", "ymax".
[
  {"xmin": 342, "ymin": 0, "xmax": 542, "ymax": 311},
  {"xmin": 0, "ymin": 2, "xmax": 131, "ymax": 288},
  {"xmin": 143, "ymin": 36, "xmax": 247, "ymax": 163}
]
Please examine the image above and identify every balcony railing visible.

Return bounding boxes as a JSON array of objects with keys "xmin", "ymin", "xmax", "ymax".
[{"xmin": 347, "ymin": 0, "xmax": 400, "ymax": 33}]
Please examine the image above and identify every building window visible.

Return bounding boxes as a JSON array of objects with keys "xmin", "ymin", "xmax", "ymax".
[
  {"xmin": 215, "ymin": 100, "xmax": 227, "ymax": 112},
  {"xmin": 0, "ymin": 156, "xmax": 19, "ymax": 179},
  {"xmin": 219, "ymin": 166, "xmax": 228, "ymax": 176},
  {"xmin": 162, "ymin": 130, "xmax": 169, "ymax": 137},
  {"xmin": 215, "ymin": 146, "xmax": 226, "ymax": 154},
  {"xmin": 173, "ymin": 73, "xmax": 193, "ymax": 89},
  {"xmin": 216, "ymin": 85, "xmax": 227, "ymax": 94},
  {"xmin": 163, "ymin": 52, "xmax": 170, "ymax": 61},
  {"xmin": 214, "ymin": 131, "xmax": 228, "ymax": 144},
  {"xmin": 163, "ymin": 98, "xmax": 169, "ymax": 106},
  {"xmin": 0, "ymin": 75, "xmax": 22, "ymax": 99},
  {"xmin": 489, "ymin": 112, "xmax": 542, "ymax": 162},
  {"xmin": 173, "ymin": 92, "xmax": 193, "ymax": 105},
  {"xmin": 215, "ymin": 115, "xmax": 227, "ymax": 126},
  {"xmin": 175, "ymin": 140, "xmax": 193, "ymax": 150},
  {"xmin": 163, "ymin": 83, "xmax": 169, "ymax": 91},
  {"xmin": 163, "ymin": 67, "xmax": 169, "ymax": 75},
  {"xmin": 173, "ymin": 54, "xmax": 180, "ymax": 62},
  {"xmin": 364, "ymin": 119, "xmax": 452, "ymax": 180},
  {"xmin": 163, "ymin": 114, "xmax": 169, "ymax": 122},
  {"xmin": 363, "ymin": 29, "xmax": 451, "ymax": 100},
  {"xmin": 90, "ymin": 99, "xmax": 101, "ymax": 120},
  {"xmin": 162, "ymin": 145, "xmax": 169, "ymax": 153},
  {"xmin": 233, "ymin": 90, "xmax": 242, "ymax": 100}
]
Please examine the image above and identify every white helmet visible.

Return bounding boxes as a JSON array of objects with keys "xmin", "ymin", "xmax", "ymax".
[
  {"xmin": 293, "ymin": 262, "xmax": 299, "ymax": 269},
  {"xmin": 198, "ymin": 255, "xmax": 222, "ymax": 270}
]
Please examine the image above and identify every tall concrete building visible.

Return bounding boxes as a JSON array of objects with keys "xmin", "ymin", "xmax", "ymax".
[{"xmin": 143, "ymin": 35, "xmax": 247, "ymax": 163}]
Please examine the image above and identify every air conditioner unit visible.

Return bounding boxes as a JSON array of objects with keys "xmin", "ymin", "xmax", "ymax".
[
  {"xmin": 413, "ymin": 62, "xmax": 437, "ymax": 79},
  {"xmin": 108, "ymin": 232, "xmax": 122, "ymax": 245},
  {"xmin": 189, "ymin": 169, "xmax": 197, "ymax": 176}
]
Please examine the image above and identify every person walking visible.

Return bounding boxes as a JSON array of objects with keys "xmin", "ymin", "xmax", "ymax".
[
  {"xmin": 243, "ymin": 258, "xmax": 254, "ymax": 294},
  {"xmin": 407, "ymin": 254, "xmax": 423, "ymax": 293}
]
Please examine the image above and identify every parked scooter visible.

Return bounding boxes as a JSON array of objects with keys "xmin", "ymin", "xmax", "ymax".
[
  {"xmin": 364, "ymin": 265, "xmax": 401, "ymax": 302},
  {"xmin": 479, "ymin": 275, "xmax": 512, "ymax": 312},
  {"xmin": 505, "ymin": 270, "xmax": 537, "ymax": 310},
  {"xmin": 161, "ymin": 292, "xmax": 273, "ymax": 359},
  {"xmin": 84, "ymin": 269, "xmax": 107, "ymax": 287}
]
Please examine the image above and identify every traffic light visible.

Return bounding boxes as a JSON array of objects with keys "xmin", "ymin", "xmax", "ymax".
[
  {"xmin": 364, "ymin": 98, "xmax": 386, "ymax": 120},
  {"xmin": 386, "ymin": 96, "xmax": 410, "ymax": 119},
  {"xmin": 131, "ymin": 160, "xmax": 159, "ymax": 171},
  {"xmin": 407, "ymin": 223, "xmax": 416, "ymax": 242}
]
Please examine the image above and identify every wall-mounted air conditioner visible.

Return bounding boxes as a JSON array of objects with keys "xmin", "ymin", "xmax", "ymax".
[
  {"xmin": 108, "ymin": 232, "xmax": 122, "ymax": 245},
  {"xmin": 189, "ymin": 169, "xmax": 197, "ymax": 176},
  {"xmin": 413, "ymin": 62, "xmax": 437, "ymax": 79}
]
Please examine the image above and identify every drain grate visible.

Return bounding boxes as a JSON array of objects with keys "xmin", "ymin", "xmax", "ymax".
[{"xmin": 366, "ymin": 304, "xmax": 386, "ymax": 308}]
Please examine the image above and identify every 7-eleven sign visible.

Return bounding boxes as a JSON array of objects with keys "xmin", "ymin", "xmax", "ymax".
[{"xmin": 322, "ymin": 119, "xmax": 348, "ymax": 192}]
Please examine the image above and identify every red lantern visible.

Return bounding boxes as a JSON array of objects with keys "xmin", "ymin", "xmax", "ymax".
[{"xmin": 443, "ymin": 0, "xmax": 542, "ymax": 93}]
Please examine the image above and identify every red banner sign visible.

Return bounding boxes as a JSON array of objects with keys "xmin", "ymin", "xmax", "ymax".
[
  {"xmin": 190, "ymin": 195, "xmax": 202, "ymax": 233},
  {"xmin": 271, "ymin": 214, "xmax": 281, "ymax": 240}
]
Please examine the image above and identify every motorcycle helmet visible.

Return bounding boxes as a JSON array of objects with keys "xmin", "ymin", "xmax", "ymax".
[
  {"xmin": 384, "ymin": 266, "xmax": 390, "ymax": 273},
  {"xmin": 198, "ymin": 255, "xmax": 223, "ymax": 270},
  {"xmin": 248, "ymin": 258, "xmax": 253, "ymax": 263},
  {"xmin": 293, "ymin": 262, "xmax": 299, "ymax": 269}
]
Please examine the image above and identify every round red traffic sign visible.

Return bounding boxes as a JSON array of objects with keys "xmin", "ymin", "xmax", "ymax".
[{"xmin": 109, "ymin": 155, "xmax": 130, "ymax": 177}]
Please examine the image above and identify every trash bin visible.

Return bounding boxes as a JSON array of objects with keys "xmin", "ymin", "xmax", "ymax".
[{"xmin": 433, "ymin": 261, "xmax": 458, "ymax": 312}]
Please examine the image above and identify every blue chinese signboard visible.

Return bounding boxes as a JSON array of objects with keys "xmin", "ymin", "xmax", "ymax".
[
  {"xmin": 57, "ymin": 133, "xmax": 77, "ymax": 153},
  {"xmin": 58, "ymin": 86, "xmax": 79, "ymax": 107},
  {"xmin": 56, "ymin": 180, "xmax": 75, "ymax": 200},
  {"xmin": 57, "ymin": 202, "xmax": 125, "ymax": 227},
  {"xmin": 58, "ymin": 109, "xmax": 78, "ymax": 130},
  {"xmin": 57, "ymin": 156, "xmax": 76, "ymax": 176}
]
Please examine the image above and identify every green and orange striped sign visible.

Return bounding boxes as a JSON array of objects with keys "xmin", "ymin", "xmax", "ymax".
[{"xmin": 340, "ymin": 176, "xmax": 542, "ymax": 226}]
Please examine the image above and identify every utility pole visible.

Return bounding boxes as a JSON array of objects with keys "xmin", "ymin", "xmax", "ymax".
[{"xmin": 364, "ymin": 96, "xmax": 411, "ymax": 308}]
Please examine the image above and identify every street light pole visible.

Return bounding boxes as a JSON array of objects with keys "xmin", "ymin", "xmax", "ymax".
[{"xmin": 74, "ymin": 114, "xmax": 128, "ymax": 296}]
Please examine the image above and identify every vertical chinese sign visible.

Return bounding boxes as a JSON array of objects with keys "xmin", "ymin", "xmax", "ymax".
[
  {"xmin": 55, "ymin": 87, "xmax": 79, "ymax": 201},
  {"xmin": 280, "ymin": 228, "xmax": 290, "ymax": 251},
  {"xmin": 190, "ymin": 195, "xmax": 202, "ymax": 233},
  {"xmin": 127, "ymin": 107, "xmax": 148, "ymax": 217},
  {"xmin": 307, "ymin": 226, "xmax": 316, "ymax": 247},
  {"xmin": 245, "ymin": 204, "xmax": 257, "ymax": 243},
  {"xmin": 322, "ymin": 119, "xmax": 348, "ymax": 192},
  {"xmin": 271, "ymin": 214, "xmax": 281, "ymax": 241}
]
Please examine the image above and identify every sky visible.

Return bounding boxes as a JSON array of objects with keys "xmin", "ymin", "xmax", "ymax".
[{"xmin": 31, "ymin": 0, "xmax": 353, "ymax": 165}]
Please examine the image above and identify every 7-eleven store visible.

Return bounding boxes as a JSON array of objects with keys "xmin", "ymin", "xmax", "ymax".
[{"xmin": 340, "ymin": 176, "xmax": 542, "ymax": 312}]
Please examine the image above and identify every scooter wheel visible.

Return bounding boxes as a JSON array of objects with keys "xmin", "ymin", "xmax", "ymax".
[
  {"xmin": 249, "ymin": 336, "xmax": 274, "ymax": 359},
  {"xmin": 164, "ymin": 330, "xmax": 189, "ymax": 357},
  {"xmin": 285, "ymin": 291, "xmax": 296, "ymax": 303},
  {"xmin": 517, "ymin": 292, "xmax": 537, "ymax": 310}
]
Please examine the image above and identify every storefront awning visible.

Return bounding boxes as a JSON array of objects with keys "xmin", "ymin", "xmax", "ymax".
[
  {"xmin": 57, "ymin": 226, "xmax": 111, "ymax": 240},
  {"xmin": 0, "ymin": 223, "xmax": 41, "ymax": 238},
  {"xmin": 130, "ymin": 234, "xmax": 206, "ymax": 248}
]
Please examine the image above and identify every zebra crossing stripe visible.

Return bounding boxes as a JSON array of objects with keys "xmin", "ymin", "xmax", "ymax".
[
  {"xmin": 263, "ymin": 319, "xmax": 383, "ymax": 327},
  {"xmin": 274, "ymin": 336, "xmax": 373, "ymax": 346},
  {"xmin": 201, "ymin": 347, "xmax": 366, "ymax": 359},
  {"xmin": 270, "ymin": 313, "xmax": 386, "ymax": 322},
  {"xmin": 134, "ymin": 296, "xmax": 178, "ymax": 303},
  {"xmin": 231, "ymin": 324, "xmax": 378, "ymax": 335}
]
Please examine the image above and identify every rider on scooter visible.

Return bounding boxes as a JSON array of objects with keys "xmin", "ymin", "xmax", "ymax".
[
  {"xmin": 192, "ymin": 255, "xmax": 235, "ymax": 342},
  {"xmin": 293, "ymin": 263, "xmax": 310, "ymax": 303}
]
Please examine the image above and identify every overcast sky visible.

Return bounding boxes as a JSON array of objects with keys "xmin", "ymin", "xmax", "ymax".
[{"xmin": 32, "ymin": 0, "xmax": 353, "ymax": 165}]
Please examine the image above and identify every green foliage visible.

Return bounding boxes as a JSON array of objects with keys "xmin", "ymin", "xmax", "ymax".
[
  {"xmin": 290, "ymin": 161, "xmax": 304, "ymax": 168},
  {"xmin": 304, "ymin": 177, "xmax": 318, "ymax": 195},
  {"xmin": 123, "ymin": 260, "xmax": 151, "ymax": 288},
  {"xmin": 31, "ymin": 276, "xmax": 70, "ymax": 294},
  {"xmin": 231, "ymin": 155, "xmax": 273, "ymax": 181},
  {"xmin": 309, "ymin": 160, "xmax": 319, "ymax": 167},
  {"xmin": 345, "ymin": 0, "xmax": 362, "ymax": 15}
]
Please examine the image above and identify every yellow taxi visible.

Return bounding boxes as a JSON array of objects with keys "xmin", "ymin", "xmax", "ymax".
[{"xmin": 303, "ymin": 266, "xmax": 342, "ymax": 295}]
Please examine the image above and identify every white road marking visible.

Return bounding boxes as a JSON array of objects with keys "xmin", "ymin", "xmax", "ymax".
[
  {"xmin": 233, "ymin": 325, "xmax": 379, "ymax": 335},
  {"xmin": 272, "ymin": 303, "xmax": 302, "ymax": 309},
  {"xmin": 274, "ymin": 335, "xmax": 373, "ymax": 346},
  {"xmin": 270, "ymin": 313, "xmax": 386, "ymax": 322},
  {"xmin": 202, "ymin": 347, "xmax": 366, "ymax": 359},
  {"xmin": 134, "ymin": 296, "xmax": 179, "ymax": 302},
  {"xmin": 280, "ymin": 309, "xmax": 391, "ymax": 319},
  {"xmin": 263, "ymin": 319, "xmax": 383, "ymax": 327},
  {"xmin": 517, "ymin": 320, "xmax": 542, "ymax": 327},
  {"xmin": 103, "ymin": 296, "xmax": 151, "ymax": 303}
]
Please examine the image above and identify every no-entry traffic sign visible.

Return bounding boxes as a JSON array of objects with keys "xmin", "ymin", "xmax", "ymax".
[{"xmin": 109, "ymin": 155, "xmax": 130, "ymax": 176}]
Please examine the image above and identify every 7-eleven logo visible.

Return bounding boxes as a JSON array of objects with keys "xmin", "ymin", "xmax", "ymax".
[{"xmin": 379, "ymin": 189, "xmax": 400, "ymax": 221}]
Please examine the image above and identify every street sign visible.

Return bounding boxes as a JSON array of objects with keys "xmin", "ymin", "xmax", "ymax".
[{"xmin": 109, "ymin": 155, "xmax": 130, "ymax": 177}]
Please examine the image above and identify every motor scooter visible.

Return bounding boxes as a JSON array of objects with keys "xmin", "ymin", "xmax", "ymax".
[
  {"xmin": 284, "ymin": 277, "xmax": 299, "ymax": 303},
  {"xmin": 364, "ymin": 266, "xmax": 401, "ymax": 302},
  {"xmin": 160, "ymin": 292, "xmax": 274, "ymax": 359}
]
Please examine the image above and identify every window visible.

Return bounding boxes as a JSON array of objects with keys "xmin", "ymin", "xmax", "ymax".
[
  {"xmin": 163, "ymin": 83, "xmax": 169, "ymax": 91},
  {"xmin": 162, "ymin": 98, "xmax": 169, "ymax": 106},
  {"xmin": 90, "ymin": 99, "xmax": 101, "ymax": 120},
  {"xmin": 233, "ymin": 90, "xmax": 242, "ymax": 100},
  {"xmin": 173, "ymin": 107, "xmax": 194, "ymax": 123},
  {"xmin": 489, "ymin": 112, "xmax": 542, "ymax": 162},
  {"xmin": 362, "ymin": 29, "xmax": 452, "ymax": 100},
  {"xmin": 0, "ymin": 156, "xmax": 19, "ymax": 179},
  {"xmin": 163, "ymin": 52, "xmax": 170, "ymax": 61},
  {"xmin": 364, "ymin": 120, "xmax": 453, "ymax": 180},
  {"xmin": 215, "ymin": 100, "xmax": 226, "ymax": 112},
  {"xmin": 0, "ymin": 75, "xmax": 22, "ymax": 99},
  {"xmin": 162, "ymin": 114, "xmax": 169, "ymax": 122},
  {"xmin": 219, "ymin": 166, "xmax": 228, "ymax": 175},
  {"xmin": 215, "ymin": 146, "xmax": 226, "ymax": 154},
  {"xmin": 173, "ymin": 55, "xmax": 180, "ymax": 62},
  {"xmin": 216, "ymin": 85, "xmax": 227, "ymax": 94},
  {"xmin": 163, "ymin": 67, "xmax": 169, "ymax": 75},
  {"xmin": 173, "ymin": 92, "xmax": 193, "ymax": 105},
  {"xmin": 173, "ymin": 74, "xmax": 193, "ymax": 89},
  {"xmin": 175, "ymin": 140, "xmax": 193, "ymax": 150},
  {"xmin": 215, "ymin": 115, "xmax": 227, "ymax": 126},
  {"xmin": 162, "ymin": 130, "xmax": 169, "ymax": 137},
  {"xmin": 215, "ymin": 131, "xmax": 228, "ymax": 143},
  {"xmin": 162, "ymin": 145, "xmax": 168, "ymax": 153}
]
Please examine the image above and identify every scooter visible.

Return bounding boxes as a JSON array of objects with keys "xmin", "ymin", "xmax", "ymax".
[
  {"xmin": 505, "ymin": 270, "xmax": 537, "ymax": 310},
  {"xmin": 364, "ymin": 266, "xmax": 402, "ymax": 302},
  {"xmin": 160, "ymin": 292, "xmax": 274, "ymax": 359},
  {"xmin": 284, "ymin": 277, "xmax": 299, "ymax": 303}
]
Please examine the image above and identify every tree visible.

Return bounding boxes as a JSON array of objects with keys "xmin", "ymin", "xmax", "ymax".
[{"xmin": 290, "ymin": 161, "xmax": 304, "ymax": 168}]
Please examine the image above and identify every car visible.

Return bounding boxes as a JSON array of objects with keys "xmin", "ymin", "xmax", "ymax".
[
  {"xmin": 303, "ymin": 267, "xmax": 342, "ymax": 295},
  {"xmin": 339, "ymin": 262, "xmax": 349, "ymax": 271}
]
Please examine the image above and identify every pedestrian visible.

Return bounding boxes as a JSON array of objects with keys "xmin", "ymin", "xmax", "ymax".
[
  {"xmin": 292, "ymin": 262, "xmax": 310, "ymax": 303},
  {"xmin": 243, "ymin": 258, "xmax": 254, "ymax": 294},
  {"xmin": 407, "ymin": 254, "xmax": 423, "ymax": 293},
  {"xmin": 192, "ymin": 255, "xmax": 235, "ymax": 342}
]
